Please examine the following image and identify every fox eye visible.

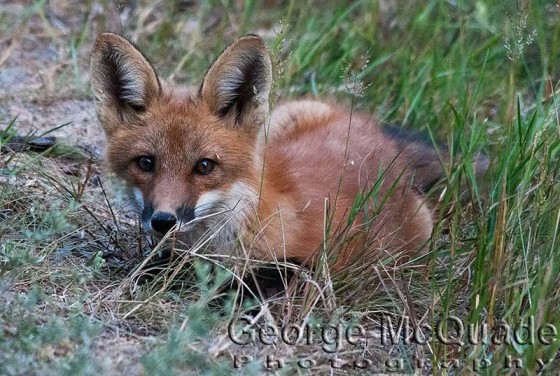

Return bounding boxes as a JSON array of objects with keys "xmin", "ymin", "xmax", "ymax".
[
  {"xmin": 136, "ymin": 156, "xmax": 155, "ymax": 172},
  {"xmin": 194, "ymin": 158, "xmax": 216, "ymax": 175}
]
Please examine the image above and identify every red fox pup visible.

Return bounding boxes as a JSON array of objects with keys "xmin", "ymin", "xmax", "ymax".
[{"xmin": 91, "ymin": 33, "xmax": 485, "ymax": 270}]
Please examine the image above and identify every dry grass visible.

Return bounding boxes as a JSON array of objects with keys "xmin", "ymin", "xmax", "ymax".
[{"xmin": 1, "ymin": 1, "xmax": 560, "ymax": 375}]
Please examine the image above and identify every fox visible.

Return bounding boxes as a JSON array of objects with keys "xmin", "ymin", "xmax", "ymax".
[{"xmin": 90, "ymin": 33, "xmax": 487, "ymax": 273}]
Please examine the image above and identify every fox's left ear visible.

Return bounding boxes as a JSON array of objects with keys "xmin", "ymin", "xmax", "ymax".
[{"xmin": 200, "ymin": 35, "xmax": 272, "ymax": 132}]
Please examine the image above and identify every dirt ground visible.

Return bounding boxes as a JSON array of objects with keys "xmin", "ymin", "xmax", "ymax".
[
  {"xmin": 5, "ymin": 1, "xmax": 558, "ymax": 374},
  {"xmin": 0, "ymin": 2, "xmax": 152, "ymax": 373},
  {"xmin": 0, "ymin": 0, "xmax": 129, "ymax": 152}
]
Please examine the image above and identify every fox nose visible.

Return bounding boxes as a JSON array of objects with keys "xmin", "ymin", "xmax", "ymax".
[{"xmin": 151, "ymin": 211, "xmax": 177, "ymax": 234}]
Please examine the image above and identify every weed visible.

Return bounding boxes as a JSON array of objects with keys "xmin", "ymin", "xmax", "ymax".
[{"xmin": 1, "ymin": 0, "xmax": 559, "ymax": 374}]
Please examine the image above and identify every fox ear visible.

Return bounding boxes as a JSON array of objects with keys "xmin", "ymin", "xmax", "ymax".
[
  {"xmin": 200, "ymin": 35, "xmax": 272, "ymax": 132},
  {"xmin": 90, "ymin": 33, "xmax": 160, "ymax": 133}
]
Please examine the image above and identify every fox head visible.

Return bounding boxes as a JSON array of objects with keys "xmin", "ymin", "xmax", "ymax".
[{"xmin": 90, "ymin": 33, "xmax": 272, "ymax": 241}]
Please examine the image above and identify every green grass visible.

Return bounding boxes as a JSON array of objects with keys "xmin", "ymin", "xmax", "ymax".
[{"xmin": 1, "ymin": 0, "xmax": 560, "ymax": 374}]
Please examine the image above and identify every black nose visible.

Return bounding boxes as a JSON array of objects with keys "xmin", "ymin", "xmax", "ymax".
[{"xmin": 151, "ymin": 211, "xmax": 177, "ymax": 234}]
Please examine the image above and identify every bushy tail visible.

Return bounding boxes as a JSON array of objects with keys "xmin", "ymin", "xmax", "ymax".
[{"xmin": 382, "ymin": 124, "xmax": 489, "ymax": 204}]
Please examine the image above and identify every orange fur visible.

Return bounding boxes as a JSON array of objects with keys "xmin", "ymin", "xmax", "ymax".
[{"xmin": 90, "ymin": 33, "xmax": 474, "ymax": 271}]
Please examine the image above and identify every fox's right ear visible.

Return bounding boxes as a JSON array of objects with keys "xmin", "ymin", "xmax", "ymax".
[{"xmin": 90, "ymin": 33, "xmax": 160, "ymax": 133}]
